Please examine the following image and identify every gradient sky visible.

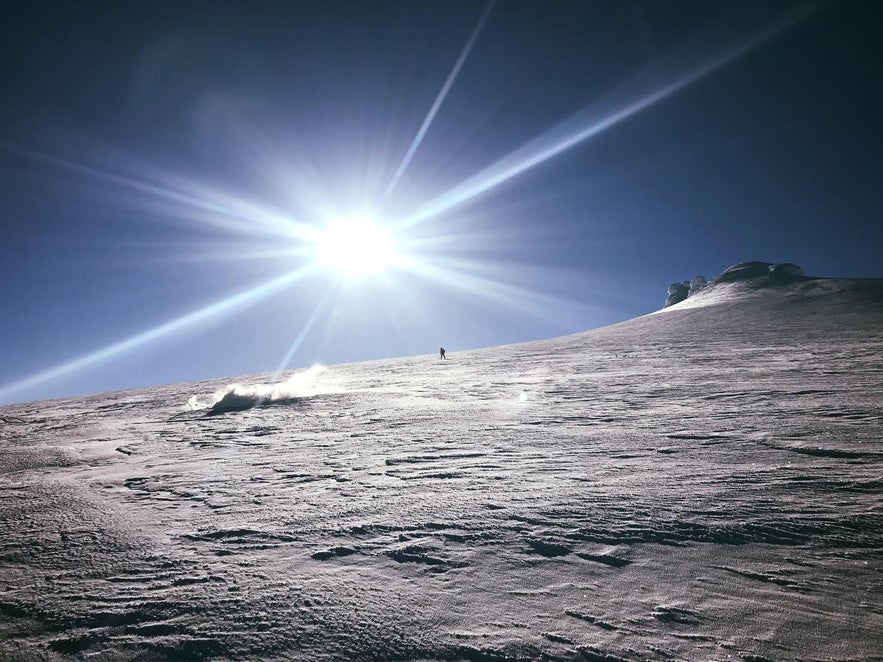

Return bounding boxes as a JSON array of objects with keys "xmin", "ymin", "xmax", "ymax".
[{"xmin": 1, "ymin": 0, "xmax": 881, "ymax": 405}]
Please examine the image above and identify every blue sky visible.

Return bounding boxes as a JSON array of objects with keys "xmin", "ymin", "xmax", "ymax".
[{"xmin": 1, "ymin": 1, "xmax": 881, "ymax": 404}]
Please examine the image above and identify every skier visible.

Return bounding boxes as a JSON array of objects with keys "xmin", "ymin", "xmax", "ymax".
[{"xmin": 439, "ymin": 347, "xmax": 446, "ymax": 360}]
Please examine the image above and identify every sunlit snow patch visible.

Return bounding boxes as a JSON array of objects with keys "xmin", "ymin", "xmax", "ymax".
[{"xmin": 206, "ymin": 364, "xmax": 328, "ymax": 414}]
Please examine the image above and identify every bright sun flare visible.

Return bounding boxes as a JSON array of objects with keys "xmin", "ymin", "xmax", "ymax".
[{"xmin": 315, "ymin": 217, "xmax": 397, "ymax": 278}]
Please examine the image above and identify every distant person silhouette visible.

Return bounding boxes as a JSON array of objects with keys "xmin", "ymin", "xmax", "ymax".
[{"xmin": 439, "ymin": 347, "xmax": 446, "ymax": 360}]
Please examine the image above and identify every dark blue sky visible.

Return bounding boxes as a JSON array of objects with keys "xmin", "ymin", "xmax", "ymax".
[{"xmin": 1, "ymin": 1, "xmax": 881, "ymax": 404}]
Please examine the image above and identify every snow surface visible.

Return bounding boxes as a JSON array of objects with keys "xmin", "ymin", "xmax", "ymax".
[{"xmin": 1, "ymin": 273, "xmax": 882, "ymax": 661}]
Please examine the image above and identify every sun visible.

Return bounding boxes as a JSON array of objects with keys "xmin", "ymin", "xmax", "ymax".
[{"xmin": 314, "ymin": 216, "xmax": 398, "ymax": 278}]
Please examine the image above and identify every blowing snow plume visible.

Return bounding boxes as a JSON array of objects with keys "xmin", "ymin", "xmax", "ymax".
[{"xmin": 206, "ymin": 364, "xmax": 328, "ymax": 414}]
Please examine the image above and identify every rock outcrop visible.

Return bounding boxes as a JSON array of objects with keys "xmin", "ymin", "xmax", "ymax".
[{"xmin": 665, "ymin": 281, "xmax": 691, "ymax": 307}]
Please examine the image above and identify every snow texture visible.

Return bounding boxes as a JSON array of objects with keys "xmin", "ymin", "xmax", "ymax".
[{"xmin": 2, "ymin": 268, "xmax": 882, "ymax": 661}]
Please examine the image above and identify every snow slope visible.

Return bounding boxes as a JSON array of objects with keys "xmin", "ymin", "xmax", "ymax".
[{"xmin": 2, "ymin": 269, "xmax": 882, "ymax": 661}]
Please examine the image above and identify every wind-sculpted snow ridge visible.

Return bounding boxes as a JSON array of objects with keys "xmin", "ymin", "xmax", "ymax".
[
  {"xmin": 2, "ymin": 272, "xmax": 883, "ymax": 661},
  {"xmin": 660, "ymin": 261, "xmax": 883, "ymax": 314},
  {"xmin": 663, "ymin": 261, "xmax": 808, "ymax": 308}
]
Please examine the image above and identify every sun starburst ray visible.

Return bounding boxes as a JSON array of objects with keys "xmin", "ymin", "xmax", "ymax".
[
  {"xmin": 382, "ymin": 0, "xmax": 495, "ymax": 202},
  {"xmin": 398, "ymin": 255, "xmax": 610, "ymax": 327},
  {"xmin": 0, "ymin": 266, "xmax": 319, "ymax": 400},
  {"xmin": 148, "ymin": 244, "xmax": 313, "ymax": 266},
  {"xmin": 393, "ymin": 3, "xmax": 820, "ymax": 231},
  {"xmin": 275, "ymin": 286, "xmax": 338, "ymax": 374},
  {"xmin": 1, "ymin": 141, "xmax": 317, "ymax": 241}
]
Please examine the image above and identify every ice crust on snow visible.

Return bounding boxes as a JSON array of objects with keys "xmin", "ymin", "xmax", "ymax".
[{"xmin": 1, "ymin": 266, "xmax": 882, "ymax": 661}]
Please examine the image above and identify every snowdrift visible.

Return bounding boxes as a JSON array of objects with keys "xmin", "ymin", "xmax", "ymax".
[{"xmin": 1, "ymin": 263, "xmax": 881, "ymax": 661}]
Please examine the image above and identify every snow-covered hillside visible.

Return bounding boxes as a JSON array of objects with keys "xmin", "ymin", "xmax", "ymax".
[{"xmin": 2, "ymin": 266, "xmax": 882, "ymax": 661}]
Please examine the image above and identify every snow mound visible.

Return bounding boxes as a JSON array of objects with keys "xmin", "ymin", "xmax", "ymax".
[
  {"xmin": 717, "ymin": 261, "xmax": 804, "ymax": 283},
  {"xmin": 206, "ymin": 364, "xmax": 328, "ymax": 414},
  {"xmin": 663, "ymin": 261, "xmax": 805, "ymax": 308}
]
